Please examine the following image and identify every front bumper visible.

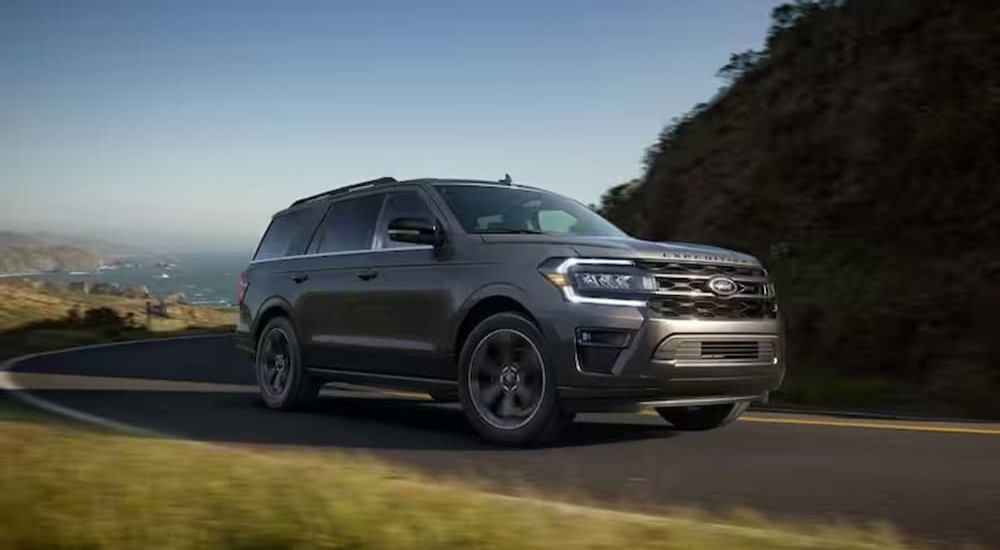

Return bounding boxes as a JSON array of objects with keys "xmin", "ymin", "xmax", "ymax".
[{"xmin": 539, "ymin": 303, "xmax": 785, "ymax": 407}]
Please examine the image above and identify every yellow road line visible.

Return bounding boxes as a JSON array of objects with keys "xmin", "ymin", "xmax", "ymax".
[{"xmin": 738, "ymin": 414, "xmax": 1000, "ymax": 435}]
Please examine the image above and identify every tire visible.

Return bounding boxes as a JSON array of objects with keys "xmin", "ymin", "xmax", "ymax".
[
  {"xmin": 457, "ymin": 312, "xmax": 569, "ymax": 446},
  {"xmin": 656, "ymin": 401, "xmax": 749, "ymax": 431},
  {"xmin": 255, "ymin": 316, "xmax": 321, "ymax": 410},
  {"xmin": 428, "ymin": 389, "xmax": 458, "ymax": 403}
]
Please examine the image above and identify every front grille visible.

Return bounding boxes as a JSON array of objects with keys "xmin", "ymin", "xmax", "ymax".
[
  {"xmin": 637, "ymin": 260, "xmax": 777, "ymax": 320},
  {"xmin": 649, "ymin": 298, "xmax": 776, "ymax": 319}
]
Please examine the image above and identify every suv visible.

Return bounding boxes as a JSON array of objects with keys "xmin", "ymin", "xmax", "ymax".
[{"xmin": 235, "ymin": 177, "xmax": 784, "ymax": 446}]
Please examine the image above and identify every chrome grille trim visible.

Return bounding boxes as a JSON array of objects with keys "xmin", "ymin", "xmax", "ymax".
[
  {"xmin": 654, "ymin": 272, "xmax": 767, "ymax": 283},
  {"xmin": 652, "ymin": 290, "xmax": 772, "ymax": 300},
  {"xmin": 655, "ymin": 336, "xmax": 779, "ymax": 367}
]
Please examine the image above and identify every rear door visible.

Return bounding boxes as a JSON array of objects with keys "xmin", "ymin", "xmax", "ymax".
[
  {"xmin": 297, "ymin": 192, "xmax": 386, "ymax": 369},
  {"xmin": 245, "ymin": 205, "xmax": 325, "ymax": 341}
]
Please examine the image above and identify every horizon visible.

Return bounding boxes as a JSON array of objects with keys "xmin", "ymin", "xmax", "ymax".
[{"xmin": 3, "ymin": 0, "xmax": 785, "ymax": 251}]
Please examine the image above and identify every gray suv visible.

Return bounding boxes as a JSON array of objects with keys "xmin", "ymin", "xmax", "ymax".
[{"xmin": 235, "ymin": 177, "xmax": 784, "ymax": 445}]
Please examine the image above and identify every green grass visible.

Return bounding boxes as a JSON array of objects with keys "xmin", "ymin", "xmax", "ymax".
[{"xmin": 0, "ymin": 417, "xmax": 926, "ymax": 550}]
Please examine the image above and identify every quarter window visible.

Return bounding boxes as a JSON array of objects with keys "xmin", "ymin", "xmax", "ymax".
[
  {"xmin": 313, "ymin": 194, "xmax": 384, "ymax": 253},
  {"xmin": 254, "ymin": 206, "xmax": 323, "ymax": 260}
]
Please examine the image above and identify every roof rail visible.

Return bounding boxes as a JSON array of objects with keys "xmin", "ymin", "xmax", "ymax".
[{"xmin": 290, "ymin": 177, "xmax": 397, "ymax": 207}]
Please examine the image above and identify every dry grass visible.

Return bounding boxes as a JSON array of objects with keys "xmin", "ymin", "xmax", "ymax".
[
  {"xmin": 0, "ymin": 280, "xmax": 233, "ymax": 360},
  {"xmin": 0, "ymin": 417, "xmax": 924, "ymax": 550},
  {"xmin": 0, "ymin": 280, "xmax": 234, "ymax": 332}
]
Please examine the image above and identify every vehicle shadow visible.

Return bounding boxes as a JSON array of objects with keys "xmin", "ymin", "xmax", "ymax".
[
  {"xmin": 17, "ymin": 388, "xmax": 676, "ymax": 451},
  {"xmin": 310, "ymin": 393, "xmax": 677, "ymax": 449},
  {"xmin": 242, "ymin": 391, "xmax": 676, "ymax": 450}
]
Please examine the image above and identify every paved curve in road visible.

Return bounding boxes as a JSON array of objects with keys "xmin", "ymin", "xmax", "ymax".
[{"xmin": 6, "ymin": 336, "xmax": 1000, "ymax": 547}]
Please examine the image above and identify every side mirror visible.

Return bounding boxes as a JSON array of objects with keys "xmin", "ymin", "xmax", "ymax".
[{"xmin": 387, "ymin": 217, "xmax": 445, "ymax": 247}]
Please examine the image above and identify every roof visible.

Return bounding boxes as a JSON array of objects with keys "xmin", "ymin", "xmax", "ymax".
[{"xmin": 285, "ymin": 175, "xmax": 518, "ymax": 209}]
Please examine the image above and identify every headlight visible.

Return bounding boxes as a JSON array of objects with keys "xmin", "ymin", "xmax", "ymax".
[
  {"xmin": 540, "ymin": 258, "xmax": 656, "ymax": 306},
  {"xmin": 574, "ymin": 272, "xmax": 657, "ymax": 292}
]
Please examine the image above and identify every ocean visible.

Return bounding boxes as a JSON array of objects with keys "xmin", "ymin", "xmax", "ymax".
[{"xmin": 1, "ymin": 251, "xmax": 252, "ymax": 308}]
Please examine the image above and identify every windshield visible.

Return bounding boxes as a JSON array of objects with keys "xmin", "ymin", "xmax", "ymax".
[{"xmin": 435, "ymin": 185, "xmax": 627, "ymax": 237}]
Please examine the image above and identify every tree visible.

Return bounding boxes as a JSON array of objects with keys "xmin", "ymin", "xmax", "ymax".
[
  {"xmin": 598, "ymin": 179, "xmax": 643, "ymax": 234},
  {"xmin": 768, "ymin": 0, "xmax": 842, "ymax": 45},
  {"xmin": 716, "ymin": 49, "xmax": 765, "ymax": 85}
]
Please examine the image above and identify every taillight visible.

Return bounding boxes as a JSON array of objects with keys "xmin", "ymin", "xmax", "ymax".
[{"xmin": 237, "ymin": 271, "xmax": 249, "ymax": 304}]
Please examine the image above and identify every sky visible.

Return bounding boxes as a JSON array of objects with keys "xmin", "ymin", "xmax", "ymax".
[{"xmin": 1, "ymin": 0, "xmax": 784, "ymax": 251}]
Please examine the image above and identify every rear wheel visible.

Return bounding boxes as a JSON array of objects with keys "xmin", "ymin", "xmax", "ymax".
[
  {"xmin": 255, "ymin": 316, "xmax": 321, "ymax": 410},
  {"xmin": 457, "ymin": 312, "xmax": 568, "ymax": 446},
  {"xmin": 656, "ymin": 401, "xmax": 749, "ymax": 431}
]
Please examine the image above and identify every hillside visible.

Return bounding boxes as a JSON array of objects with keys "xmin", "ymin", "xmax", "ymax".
[
  {"xmin": 0, "ymin": 231, "xmax": 101, "ymax": 273},
  {"xmin": 601, "ymin": 0, "xmax": 1000, "ymax": 415}
]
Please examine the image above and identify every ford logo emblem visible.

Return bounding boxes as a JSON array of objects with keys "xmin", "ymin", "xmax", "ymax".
[{"xmin": 707, "ymin": 276, "xmax": 739, "ymax": 297}]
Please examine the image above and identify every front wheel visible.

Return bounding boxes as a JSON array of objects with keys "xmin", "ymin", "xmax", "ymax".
[
  {"xmin": 457, "ymin": 312, "xmax": 569, "ymax": 446},
  {"xmin": 656, "ymin": 401, "xmax": 749, "ymax": 431}
]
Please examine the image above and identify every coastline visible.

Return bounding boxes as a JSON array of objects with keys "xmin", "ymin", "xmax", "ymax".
[{"xmin": 0, "ymin": 272, "xmax": 43, "ymax": 279}]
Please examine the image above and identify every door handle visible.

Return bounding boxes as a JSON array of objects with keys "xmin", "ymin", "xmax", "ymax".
[
  {"xmin": 357, "ymin": 270, "xmax": 378, "ymax": 281},
  {"xmin": 291, "ymin": 273, "xmax": 309, "ymax": 284}
]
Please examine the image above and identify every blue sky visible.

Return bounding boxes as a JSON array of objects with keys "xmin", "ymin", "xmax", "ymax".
[{"xmin": 1, "ymin": 0, "xmax": 784, "ymax": 251}]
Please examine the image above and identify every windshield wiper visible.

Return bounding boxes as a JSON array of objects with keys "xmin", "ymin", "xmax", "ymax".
[{"xmin": 473, "ymin": 229, "xmax": 546, "ymax": 235}]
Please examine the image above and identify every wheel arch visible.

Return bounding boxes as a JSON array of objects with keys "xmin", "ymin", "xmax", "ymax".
[
  {"xmin": 252, "ymin": 297, "xmax": 300, "ymax": 346},
  {"xmin": 452, "ymin": 287, "xmax": 542, "ymax": 360}
]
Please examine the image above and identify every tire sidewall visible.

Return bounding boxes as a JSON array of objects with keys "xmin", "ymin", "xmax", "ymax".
[
  {"xmin": 457, "ymin": 312, "xmax": 560, "ymax": 446},
  {"xmin": 255, "ymin": 317, "xmax": 307, "ymax": 410}
]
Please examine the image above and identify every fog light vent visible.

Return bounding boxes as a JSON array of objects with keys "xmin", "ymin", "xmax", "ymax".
[
  {"xmin": 577, "ymin": 346, "xmax": 621, "ymax": 374},
  {"xmin": 576, "ymin": 329, "xmax": 630, "ymax": 347},
  {"xmin": 575, "ymin": 329, "xmax": 631, "ymax": 375}
]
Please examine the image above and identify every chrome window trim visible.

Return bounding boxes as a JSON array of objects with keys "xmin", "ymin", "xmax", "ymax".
[{"xmin": 248, "ymin": 245, "xmax": 433, "ymax": 265}]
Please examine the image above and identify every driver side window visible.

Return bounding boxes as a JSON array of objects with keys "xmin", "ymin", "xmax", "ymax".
[{"xmin": 376, "ymin": 191, "xmax": 435, "ymax": 248}]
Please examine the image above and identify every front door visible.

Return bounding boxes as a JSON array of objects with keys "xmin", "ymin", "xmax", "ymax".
[{"xmin": 356, "ymin": 190, "xmax": 454, "ymax": 379}]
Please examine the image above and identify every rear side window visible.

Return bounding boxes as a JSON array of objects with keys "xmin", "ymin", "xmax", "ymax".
[
  {"xmin": 313, "ymin": 194, "xmax": 384, "ymax": 253},
  {"xmin": 254, "ymin": 207, "xmax": 323, "ymax": 261},
  {"xmin": 376, "ymin": 191, "xmax": 435, "ymax": 248}
]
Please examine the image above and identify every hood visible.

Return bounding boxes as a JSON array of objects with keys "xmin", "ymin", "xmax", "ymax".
[{"xmin": 479, "ymin": 235, "xmax": 761, "ymax": 266}]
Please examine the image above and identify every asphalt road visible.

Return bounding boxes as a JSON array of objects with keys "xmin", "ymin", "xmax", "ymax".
[{"xmin": 6, "ymin": 336, "xmax": 1000, "ymax": 547}]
